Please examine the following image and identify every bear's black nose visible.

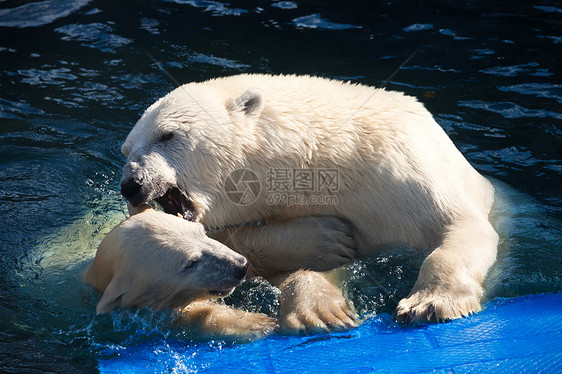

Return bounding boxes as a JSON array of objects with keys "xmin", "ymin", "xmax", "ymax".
[
  {"xmin": 121, "ymin": 179, "xmax": 142, "ymax": 200},
  {"xmin": 234, "ymin": 260, "xmax": 249, "ymax": 281}
]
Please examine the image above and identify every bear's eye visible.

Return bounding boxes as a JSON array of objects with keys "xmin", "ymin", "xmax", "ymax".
[
  {"xmin": 159, "ymin": 132, "xmax": 174, "ymax": 142},
  {"xmin": 181, "ymin": 259, "xmax": 198, "ymax": 273}
]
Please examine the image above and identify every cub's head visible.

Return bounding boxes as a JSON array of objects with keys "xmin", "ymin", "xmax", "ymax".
[
  {"xmin": 119, "ymin": 82, "xmax": 265, "ymax": 223},
  {"xmin": 83, "ymin": 205, "xmax": 249, "ymax": 314}
]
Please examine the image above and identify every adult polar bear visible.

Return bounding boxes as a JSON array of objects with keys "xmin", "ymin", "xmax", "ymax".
[{"xmin": 120, "ymin": 74, "xmax": 498, "ymax": 331}]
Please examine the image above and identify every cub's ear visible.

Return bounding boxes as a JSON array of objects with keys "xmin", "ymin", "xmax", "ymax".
[
  {"xmin": 227, "ymin": 88, "xmax": 265, "ymax": 117},
  {"xmin": 96, "ymin": 274, "xmax": 130, "ymax": 314}
]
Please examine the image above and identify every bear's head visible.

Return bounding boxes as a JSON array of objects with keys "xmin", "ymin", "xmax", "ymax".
[
  {"xmin": 120, "ymin": 82, "xmax": 265, "ymax": 224},
  {"xmin": 83, "ymin": 205, "xmax": 249, "ymax": 314}
]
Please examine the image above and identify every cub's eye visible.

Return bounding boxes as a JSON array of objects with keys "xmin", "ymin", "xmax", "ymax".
[
  {"xmin": 181, "ymin": 259, "xmax": 198, "ymax": 273},
  {"xmin": 159, "ymin": 132, "xmax": 174, "ymax": 142}
]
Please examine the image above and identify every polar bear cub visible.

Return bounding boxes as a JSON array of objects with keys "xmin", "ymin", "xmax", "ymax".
[{"xmin": 83, "ymin": 204, "xmax": 276, "ymax": 339}]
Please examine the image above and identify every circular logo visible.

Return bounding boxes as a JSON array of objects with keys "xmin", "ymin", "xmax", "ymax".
[{"xmin": 223, "ymin": 169, "xmax": 261, "ymax": 206}]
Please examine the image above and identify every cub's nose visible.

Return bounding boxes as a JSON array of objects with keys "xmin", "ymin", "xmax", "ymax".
[
  {"xmin": 234, "ymin": 259, "xmax": 249, "ymax": 281},
  {"xmin": 120, "ymin": 178, "xmax": 142, "ymax": 200}
]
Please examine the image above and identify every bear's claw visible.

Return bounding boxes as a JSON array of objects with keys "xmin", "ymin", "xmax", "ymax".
[{"xmin": 426, "ymin": 304, "xmax": 435, "ymax": 321}]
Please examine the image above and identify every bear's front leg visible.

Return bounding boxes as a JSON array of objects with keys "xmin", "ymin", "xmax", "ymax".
[
  {"xmin": 178, "ymin": 300, "xmax": 277, "ymax": 341},
  {"xmin": 209, "ymin": 216, "xmax": 357, "ymax": 278},
  {"xmin": 274, "ymin": 270, "xmax": 358, "ymax": 334},
  {"xmin": 394, "ymin": 216, "xmax": 499, "ymax": 323}
]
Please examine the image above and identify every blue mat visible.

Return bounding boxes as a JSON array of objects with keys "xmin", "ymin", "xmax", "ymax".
[{"xmin": 98, "ymin": 293, "xmax": 562, "ymax": 373}]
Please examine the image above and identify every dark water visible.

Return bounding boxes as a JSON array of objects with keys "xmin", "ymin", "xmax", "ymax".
[{"xmin": 0, "ymin": 0, "xmax": 561, "ymax": 372}]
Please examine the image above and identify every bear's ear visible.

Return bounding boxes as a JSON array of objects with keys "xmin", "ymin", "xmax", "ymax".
[
  {"xmin": 121, "ymin": 142, "xmax": 131, "ymax": 156},
  {"xmin": 227, "ymin": 88, "xmax": 265, "ymax": 117},
  {"xmin": 96, "ymin": 274, "xmax": 129, "ymax": 314}
]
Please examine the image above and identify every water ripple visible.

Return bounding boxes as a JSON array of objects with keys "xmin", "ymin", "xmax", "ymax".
[
  {"xmin": 402, "ymin": 23, "xmax": 433, "ymax": 32},
  {"xmin": 0, "ymin": 0, "xmax": 91, "ymax": 28},
  {"xmin": 498, "ymin": 83, "xmax": 562, "ymax": 104},
  {"xmin": 533, "ymin": 5, "xmax": 562, "ymax": 13},
  {"xmin": 480, "ymin": 62, "xmax": 552, "ymax": 77},
  {"xmin": 0, "ymin": 99, "xmax": 44, "ymax": 119},
  {"xmin": 18, "ymin": 68, "xmax": 78, "ymax": 86},
  {"xmin": 293, "ymin": 14, "xmax": 362, "ymax": 30},
  {"xmin": 189, "ymin": 52, "xmax": 251, "ymax": 70},
  {"xmin": 139, "ymin": 17, "xmax": 161, "ymax": 35},
  {"xmin": 458, "ymin": 100, "xmax": 562, "ymax": 120},
  {"xmin": 55, "ymin": 23, "xmax": 132, "ymax": 54},
  {"xmin": 166, "ymin": 0, "xmax": 248, "ymax": 16},
  {"xmin": 272, "ymin": 1, "xmax": 298, "ymax": 10}
]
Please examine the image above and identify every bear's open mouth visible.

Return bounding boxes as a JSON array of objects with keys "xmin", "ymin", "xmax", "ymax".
[{"xmin": 154, "ymin": 187, "xmax": 197, "ymax": 221}]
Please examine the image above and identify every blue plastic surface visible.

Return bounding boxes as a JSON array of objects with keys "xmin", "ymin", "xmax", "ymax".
[{"xmin": 98, "ymin": 293, "xmax": 562, "ymax": 373}]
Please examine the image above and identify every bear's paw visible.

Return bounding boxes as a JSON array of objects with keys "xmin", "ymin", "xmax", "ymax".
[
  {"xmin": 278, "ymin": 270, "xmax": 358, "ymax": 334},
  {"xmin": 394, "ymin": 287, "xmax": 483, "ymax": 323}
]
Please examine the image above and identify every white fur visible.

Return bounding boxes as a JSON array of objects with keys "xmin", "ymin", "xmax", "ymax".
[
  {"xmin": 122, "ymin": 74, "xmax": 499, "ymax": 324},
  {"xmin": 83, "ymin": 206, "xmax": 248, "ymax": 314}
]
